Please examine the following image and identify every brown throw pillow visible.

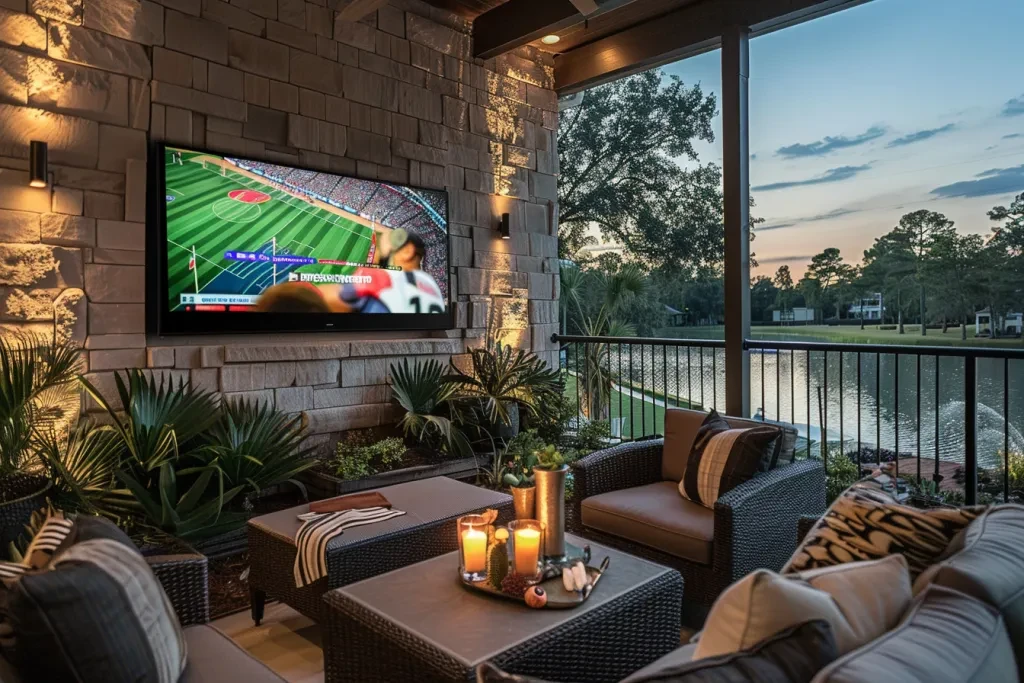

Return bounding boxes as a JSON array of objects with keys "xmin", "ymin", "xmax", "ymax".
[{"xmin": 680, "ymin": 411, "xmax": 779, "ymax": 507}]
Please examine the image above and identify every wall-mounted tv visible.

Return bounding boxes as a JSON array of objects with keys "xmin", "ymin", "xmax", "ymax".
[{"xmin": 147, "ymin": 142, "xmax": 452, "ymax": 335}]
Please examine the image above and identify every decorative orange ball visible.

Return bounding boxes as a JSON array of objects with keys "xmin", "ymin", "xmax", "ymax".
[{"xmin": 524, "ymin": 586, "xmax": 547, "ymax": 609}]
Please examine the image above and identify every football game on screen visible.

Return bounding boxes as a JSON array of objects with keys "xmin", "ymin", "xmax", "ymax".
[{"xmin": 163, "ymin": 146, "xmax": 449, "ymax": 315}]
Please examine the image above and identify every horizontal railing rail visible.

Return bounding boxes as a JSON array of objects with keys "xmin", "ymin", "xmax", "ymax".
[{"xmin": 553, "ymin": 333, "xmax": 1024, "ymax": 506}]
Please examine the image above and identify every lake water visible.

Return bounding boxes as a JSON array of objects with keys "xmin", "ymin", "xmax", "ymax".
[{"xmin": 602, "ymin": 344, "xmax": 1024, "ymax": 471}]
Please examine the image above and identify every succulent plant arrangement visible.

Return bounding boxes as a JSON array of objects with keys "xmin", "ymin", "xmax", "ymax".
[{"xmin": 533, "ymin": 444, "xmax": 565, "ymax": 471}]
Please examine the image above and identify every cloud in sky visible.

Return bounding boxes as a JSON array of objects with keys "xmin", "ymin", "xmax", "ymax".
[
  {"xmin": 760, "ymin": 208, "xmax": 859, "ymax": 231},
  {"xmin": 775, "ymin": 126, "xmax": 886, "ymax": 158},
  {"xmin": 886, "ymin": 123, "xmax": 956, "ymax": 148},
  {"xmin": 930, "ymin": 164, "xmax": 1024, "ymax": 198},
  {"xmin": 752, "ymin": 165, "xmax": 871, "ymax": 192},
  {"xmin": 759, "ymin": 255, "xmax": 814, "ymax": 265},
  {"xmin": 1004, "ymin": 133, "xmax": 1022, "ymax": 139},
  {"xmin": 1002, "ymin": 95, "xmax": 1024, "ymax": 117}
]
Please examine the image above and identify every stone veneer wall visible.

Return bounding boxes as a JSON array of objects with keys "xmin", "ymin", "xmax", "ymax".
[{"xmin": 0, "ymin": 0, "xmax": 560, "ymax": 454}]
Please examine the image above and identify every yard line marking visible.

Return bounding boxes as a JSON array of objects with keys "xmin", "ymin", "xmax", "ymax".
[
  {"xmin": 166, "ymin": 186, "xmax": 187, "ymax": 196},
  {"xmin": 168, "ymin": 238, "xmax": 242, "ymax": 278}
]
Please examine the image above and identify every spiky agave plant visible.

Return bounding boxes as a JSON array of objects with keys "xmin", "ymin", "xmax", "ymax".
[
  {"xmin": 390, "ymin": 358, "xmax": 471, "ymax": 459},
  {"xmin": 448, "ymin": 342, "xmax": 561, "ymax": 428},
  {"xmin": 198, "ymin": 398, "xmax": 316, "ymax": 497}
]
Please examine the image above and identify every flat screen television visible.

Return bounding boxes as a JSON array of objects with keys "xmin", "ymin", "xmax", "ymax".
[{"xmin": 147, "ymin": 142, "xmax": 452, "ymax": 335}]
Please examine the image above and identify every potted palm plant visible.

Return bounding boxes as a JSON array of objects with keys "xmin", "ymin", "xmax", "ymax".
[
  {"xmin": 0, "ymin": 332, "xmax": 81, "ymax": 550},
  {"xmin": 448, "ymin": 342, "xmax": 561, "ymax": 443}
]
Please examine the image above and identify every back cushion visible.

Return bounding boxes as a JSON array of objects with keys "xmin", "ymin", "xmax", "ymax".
[
  {"xmin": 811, "ymin": 585, "xmax": 1017, "ymax": 683},
  {"xmin": 914, "ymin": 504, "xmax": 1024, "ymax": 679},
  {"xmin": 0, "ymin": 516, "xmax": 187, "ymax": 683},
  {"xmin": 663, "ymin": 409, "xmax": 713, "ymax": 481}
]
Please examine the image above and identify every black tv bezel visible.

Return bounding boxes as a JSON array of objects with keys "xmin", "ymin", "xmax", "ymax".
[{"xmin": 146, "ymin": 140, "xmax": 454, "ymax": 336}]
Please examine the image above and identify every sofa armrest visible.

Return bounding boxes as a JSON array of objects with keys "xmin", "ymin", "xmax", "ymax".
[
  {"xmin": 572, "ymin": 439, "xmax": 663, "ymax": 529},
  {"xmin": 713, "ymin": 460, "xmax": 825, "ymax": 582},
  {"xmin": 148, "ymin": 553, "xmax": 210, "ymax": 626}
]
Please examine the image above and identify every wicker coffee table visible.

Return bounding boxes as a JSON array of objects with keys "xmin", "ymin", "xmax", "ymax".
[
  {"xmin": 247, "ymin": 476, "xmax": 512, "ymax": 624},
  {"xmin": 323, "ymin": 534, "xmax": 683, "ymax": 683}
]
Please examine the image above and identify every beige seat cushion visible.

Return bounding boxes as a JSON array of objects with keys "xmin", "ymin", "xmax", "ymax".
[
  {"xmin": 694, "ymin": 554, "xmax": 912, "ymax": 659},
  {"xmin": 914, "ymin": 504, "xmax": 1024, "ymax": 678},
  {"xmin": 580, "ymin": 481, "xmax": 715, "ymax": 564},
  {"xmin": 662, "ymin": 408, "xmax": 768, "ymax": 481},
  {"xmin": 812, "ymin": 585, "xmax": 1018, "ymax": 683},
  {"xmin": 181, "ymin": 625, "xmax": 286, "ymax": 683}
]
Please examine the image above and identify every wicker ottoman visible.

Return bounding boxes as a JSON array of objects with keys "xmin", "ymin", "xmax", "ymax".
[
  {"xmin": 323, "ymin": 534, "xmax": 684, "ymax": 683},
  {"xmin": 247, "ymin": 476, "xmax": 513, "ymax": 624}
]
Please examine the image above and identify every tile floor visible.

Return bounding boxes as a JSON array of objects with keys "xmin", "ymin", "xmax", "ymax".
[{"xmin": 214, "ymin": 603, "xmax": 324, "ymax": 683}]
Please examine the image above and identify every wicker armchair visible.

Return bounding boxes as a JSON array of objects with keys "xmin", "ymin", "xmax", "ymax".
[
  {"xmin": 571, "ymin": 438, "xmax": 825, "ymax": 625},
  {"xmin": 147, "ymin": 553, "xmax": 211, "ymax": 627}
]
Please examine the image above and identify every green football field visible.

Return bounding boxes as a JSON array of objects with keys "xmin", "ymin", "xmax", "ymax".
[{"xmin": 164, "ymin": 150, "xmax": 373, "ymax": 308}]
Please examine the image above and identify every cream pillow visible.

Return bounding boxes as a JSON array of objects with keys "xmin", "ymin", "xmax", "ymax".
[{"xmin": 693, "ymin": 554, "xmax": 912, "ymax": 660}]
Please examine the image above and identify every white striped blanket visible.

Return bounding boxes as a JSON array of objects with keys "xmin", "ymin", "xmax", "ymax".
[{"xmin": 293, "ymin": 507, "xmax": 406, "ymax": 588}]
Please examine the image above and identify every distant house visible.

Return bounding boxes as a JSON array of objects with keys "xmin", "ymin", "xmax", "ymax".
[
  {"xmin": 773, "ymin": 307, "xmax": 816, "ymax": 323},
  {"xmin": 976, "ymin": 309, "xmax": 1023, "ymax": 335},
  {"xmin": 665, "ymin": 305, "xmax": 686, "ymax": 326},
  {"xmin": 849, "ymin": 293, "xmax": 883, "ymax": 321}
]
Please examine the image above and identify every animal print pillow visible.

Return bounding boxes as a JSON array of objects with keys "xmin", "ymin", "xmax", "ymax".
[{"xmin": 783, "ymin": 479, "xmax": 986, "ymax": 579}]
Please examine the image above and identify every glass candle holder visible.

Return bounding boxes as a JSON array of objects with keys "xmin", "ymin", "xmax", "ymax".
[
  {"xmin": 507, "ymin": 519, "xmax": 544, "ymax": 581},
  {"xmin": 457, "ymin": 514, "xmax": 490, "ymax": 582}
]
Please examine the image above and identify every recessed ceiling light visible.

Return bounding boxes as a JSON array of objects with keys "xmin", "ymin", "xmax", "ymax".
[{"xmin": 541, "ymin": 34, "xmax": 560, "ymax": 45}]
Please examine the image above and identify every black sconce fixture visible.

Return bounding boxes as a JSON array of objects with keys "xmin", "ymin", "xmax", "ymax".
[
  {"xmin": 498, "ymin": 212, "xmax": 510, "ymax": 240},
  {"xmin": 29, "ymin": 141, "xmax": 47, "ymax": 188}
]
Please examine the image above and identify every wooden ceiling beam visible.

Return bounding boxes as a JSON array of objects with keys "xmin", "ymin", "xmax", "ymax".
[
  {"xmin": 472, "ymin": 0, "xmax": 639, "ymax": 60},
  {"xmin": 334, "ymin": 0, "xmax": 389, "ymax": 21},
  {"xmin": 555, "ymin": 0, "xmax": 870, "ymax": 94}
]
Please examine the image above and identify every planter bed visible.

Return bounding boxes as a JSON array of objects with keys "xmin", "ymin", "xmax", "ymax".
[{"xmin": 298, "ymin": 455, "xmax": 481, "ymax": 501}]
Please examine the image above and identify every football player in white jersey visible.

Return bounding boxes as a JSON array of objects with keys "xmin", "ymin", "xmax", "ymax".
[{"xmin": 322, "ymin": 229, "xmax": 445, "ymax": 314}]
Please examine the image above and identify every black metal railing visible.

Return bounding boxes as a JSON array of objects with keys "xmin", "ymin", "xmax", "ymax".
[{"xmin": 554, "ymin": 333, "xmax": 1024, "ymax": 505}]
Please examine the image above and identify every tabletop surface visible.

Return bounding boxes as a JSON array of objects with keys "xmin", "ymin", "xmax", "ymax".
[{"xmin": 335, "ymin": 534, "xmax": 678, "ymax": 667}]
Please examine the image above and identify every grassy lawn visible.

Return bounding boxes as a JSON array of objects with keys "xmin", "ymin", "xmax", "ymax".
[
  {"xmin": 657, "ymin": 324, "xmax": 1024, "ymax": 348},
  {"xmin": 563, "ymin": 373, "xmax": 695, "ymax": 440}
]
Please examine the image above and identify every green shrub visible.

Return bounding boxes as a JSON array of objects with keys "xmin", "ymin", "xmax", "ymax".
[
  {"xmin": 575, "ymin": 420, "xmax": 610, "ymax": 453},
  {"xmin": 332, "ymin": 436, "xmax": 406, "ymax": 480},
  {"xmin": 823, "ymin": 449, "xmax": 861, "ymax": 503}
]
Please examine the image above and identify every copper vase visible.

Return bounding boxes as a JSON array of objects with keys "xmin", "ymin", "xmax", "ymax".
[
  {"xmin": 533, "ymin": 465, "xmax": 567, "ymax": 558},
  {"xmin": 512, "ymin": 486, "xmax": 535, "ymax": 520}
]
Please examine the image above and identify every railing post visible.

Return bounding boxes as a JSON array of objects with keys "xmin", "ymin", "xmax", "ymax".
[
  {"xmin": 964, "ymin": 354, "xmax": 977, "ymax": 505},
  {"xmin": 722, "ymin": 24, "xmax": 751, "ymax": 418}
]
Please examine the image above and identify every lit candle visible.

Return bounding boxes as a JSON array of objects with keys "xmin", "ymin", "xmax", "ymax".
[
  {"xmin": 462, "ymin": 527, "xmax": 487, "ymax": 574},
  {"xmin": 514, "ymin": 527, "xmax": 541, "ymax": 576}
]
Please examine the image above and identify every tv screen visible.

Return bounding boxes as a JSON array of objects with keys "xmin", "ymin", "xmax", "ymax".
[{"xmin": 149, "ymin": 143, "xmax": 452, "ymax": 334}]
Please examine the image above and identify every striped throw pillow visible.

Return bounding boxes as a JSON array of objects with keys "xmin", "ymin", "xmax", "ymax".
[
  {"xmin": 0, "ymin": 516, "xmax": 188, "ymax": 683},
  {"xmin": 680, "ymin": 412, "xmax": 780, "ymax": 507},
  {"xmin": 0, "ymin": 512, "xmax": 75, "ymax": 581}
]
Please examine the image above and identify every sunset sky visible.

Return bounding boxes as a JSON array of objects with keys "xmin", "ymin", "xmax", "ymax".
[{"xmin": 662, "ymin": 0, "xmax": 1024, "ymax": 279}]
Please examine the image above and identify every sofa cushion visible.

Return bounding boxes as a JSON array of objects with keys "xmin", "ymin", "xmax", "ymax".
[
  {"xmin": 783, "ymin": 480, "xmax": 985, "ymax": 579},
  {"xmin": 663, "ymin": 408, "xmax": 788, "ymax": 482},
  {"xmin": 622, "ymin": 644, "xmax": 699, "ymax": 682},
  {"xmin": 581, "ymin": 481, "xmax": 715, "ymax": 564},
  {"xmin": 694, "ymin": 554, "xmax": 911, "ymax": 659},
  {"xmin": 182, "ymin": 625, "xmax": 286, "ymax": 683},
  {"xmin": 679, "ymin": 424, "xmax": 780, "ymax": 508},
  {"xmin": 913, "ymin": 504, "xmax": 1024, "ymax": 676},
  {"xmin": 0, "ymin": 516, "xmax": 187, "ymax": 683},
  {"xmin": 478, "ymin": 621, "xmax": 836, "ymax": 683},
  {"xmin": 811, "ymin": 585, "xmax": 1017, "ymax": 683}
]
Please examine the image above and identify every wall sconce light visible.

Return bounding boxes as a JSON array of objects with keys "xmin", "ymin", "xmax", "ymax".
[
  {"xmin": 498, "ymin": 212, "xmax": 511, "ymax": 240},
  {"xmin": 29, "ymin": 141, "xmax": 47, "ymax": 188}
]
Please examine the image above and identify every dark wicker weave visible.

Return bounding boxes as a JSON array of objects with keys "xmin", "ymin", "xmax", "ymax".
[
  {"xmin": 0, "ymin": 474, "xmax": 51, "ymax": 553},
  {"xmin": 797, "ymin": 514, "xmax": 821, "ymax": 544},
  {"xmin": 248, "ymin": 498, "xmax": 514, "ymax": 623},
  {"xmin": 323, "ymin": 569, "xmax": 683, "ymax": 683},
  {"xmin": 570, "ymin": 439, "xmax": 825, "ymax": 625},
  {"xmin": 147, "ymin": 553, "xmax": 210, "ymax": 626}
]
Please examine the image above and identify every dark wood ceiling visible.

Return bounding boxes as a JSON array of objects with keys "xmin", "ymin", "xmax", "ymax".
[
  {"xmin": 529, "ymin": 0, "xmax": 697, "ymax": 53},
  {"xmin": 424, "ymin": 0, "xmax": 510, "ymax": 18}
]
